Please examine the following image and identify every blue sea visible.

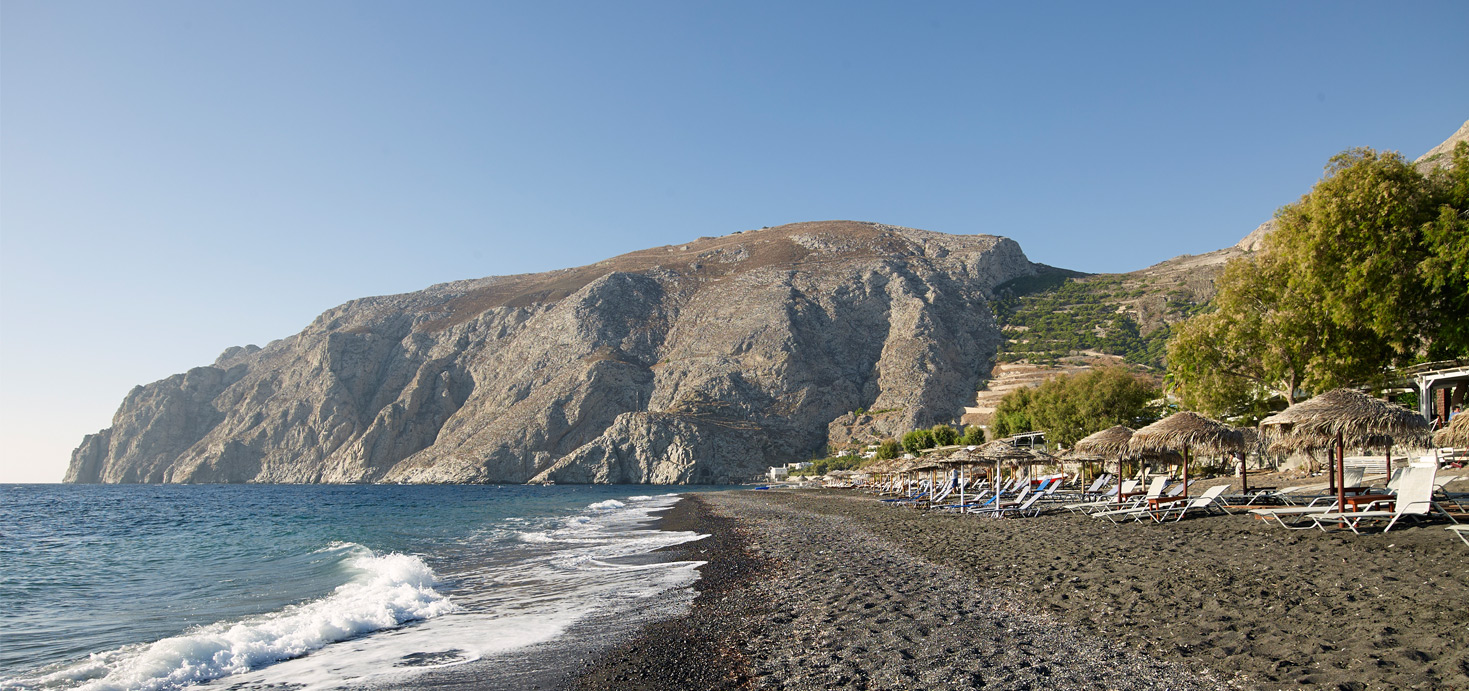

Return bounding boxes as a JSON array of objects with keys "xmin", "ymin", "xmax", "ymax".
[{"xmin": 0, "ymin": 484, "xmax": 728, "ymax": 690}]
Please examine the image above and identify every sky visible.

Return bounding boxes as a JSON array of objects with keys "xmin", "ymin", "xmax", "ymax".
[{"xmin": 2, "ymin": 1, "xmax": 1466, "ymax": 482}]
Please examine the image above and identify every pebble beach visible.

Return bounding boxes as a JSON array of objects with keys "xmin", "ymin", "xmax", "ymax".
[{"xmin": 576, "ymin": 487, "xmax": 1469, "ymax": 690}]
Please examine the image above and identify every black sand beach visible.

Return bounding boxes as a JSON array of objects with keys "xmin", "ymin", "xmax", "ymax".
[{"xmin": 577, "ymin": 488, "xmax": 1469, "ymax": 690}]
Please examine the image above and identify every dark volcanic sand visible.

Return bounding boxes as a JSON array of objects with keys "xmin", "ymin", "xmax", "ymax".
[{"xmin": 577, "ymin": 489, "xmax": 1469, "ymax": 691}]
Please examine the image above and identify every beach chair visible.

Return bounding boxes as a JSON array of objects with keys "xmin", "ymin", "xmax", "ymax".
[
  {"xmin": 991, "ymin": 490, "xmax": 1048, "ymax": 518},
  {"xmin": 1150, "ymin": 485, "xmax": 1231, "ymax": 522},
  {"xmin": 1051, "ymin": 474, "xmax": 1111, "ymax": 502},
  {"xmin": 1249, "ymin": 497, "xmax": 1343, "ymax": 529},
  {"xmin": 973, "ymin": 478, "xmax": 1057, "ymax": 518},
  {"xmin": 1091, "ymin": 477, "xmax": 1169, "ymax": 523},
  {"xmin": 1307, "ymin": 467, "xmax": 1443, "ymax": 534},
  {"xmin": 969, "ymin": 484, "xmax": 1030, "ymax": 515},
  {"xmin": 1448, "ymin": 525, "xmax": 1469, "ymax": 546},
  {"xmin": 1062, "ymin": 480, "xmax": 1138, "ymax": 514}
]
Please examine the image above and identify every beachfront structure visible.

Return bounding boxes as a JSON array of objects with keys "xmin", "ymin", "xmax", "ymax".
[{"xmin": 1391, "ymin": 359, "xmax": 1469, "ymax": 425}]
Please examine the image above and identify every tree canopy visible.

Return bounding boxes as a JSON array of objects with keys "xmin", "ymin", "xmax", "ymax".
[
  {"xmin": 1167, "ymin": 143, "xmax": 1469, "ymax": 417},
  {"xmin": 989, "ymin": 366, "xmax": 1160, "ymax": 447}
]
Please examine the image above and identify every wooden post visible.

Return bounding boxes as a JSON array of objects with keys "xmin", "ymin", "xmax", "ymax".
[
  {"xmin": 1240, "ymin": 450, "xmax": 1249, "ymax": 493},
  {"xmin": 1336, "ymin": 431, "xmax": 1346, "ymax": 515},
  {"xmin": 1182, "ymin": 447, "xmax": 1191, "ymax": 500},
  {"xmin": 1327, "ymin": 445, "xmax": 1336, "ymax": 492}
]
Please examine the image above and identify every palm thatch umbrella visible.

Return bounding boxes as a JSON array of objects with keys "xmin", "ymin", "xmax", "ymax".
[
  {"xmin": 1074, "ymin": 425, "xmax": 1135, "ymax": 506},
  {"xmin": 936, "ymin": 447, "xmax": 986, "ymax": 507},
  {"xmin": 1129, "ymin": 412, "xmax": 1245, "ymax": 500},
  {"xmin": 1025, "ymin": 448, "xmax": 1058, "ymax": 489},
  {"xmin": 1434, "ymin": 413, "xmax": 1469, "ymax": 449},
  {"xmin": 977, "ymin": 439, "xmax": 1034, "ymax": 490},
  {"xmin": 1259, "ymin": 388, "xmax": 1430, "ymax": 514}
]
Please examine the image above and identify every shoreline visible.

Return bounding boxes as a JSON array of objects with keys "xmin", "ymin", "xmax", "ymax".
[{"xmin": 576, "ymin": 488, "xmax": 1469, "ymax": 690}]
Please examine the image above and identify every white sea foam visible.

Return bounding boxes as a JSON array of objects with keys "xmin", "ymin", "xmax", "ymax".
[
  {"xmin": 626, "ymin": 495, "xmax": 653, "ymax": 501},
  {"xmin": 7, "ymin": 546, "xmax": 455, "ymax": 691},
  {"xmin": 220, "ymin": 492, "xmax": 708, "ymax": 690}
]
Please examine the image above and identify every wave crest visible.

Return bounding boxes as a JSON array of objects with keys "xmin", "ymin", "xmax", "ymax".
[{"xmin": 22, "ymin": 547, "xmax": 457, "ymax": 691}]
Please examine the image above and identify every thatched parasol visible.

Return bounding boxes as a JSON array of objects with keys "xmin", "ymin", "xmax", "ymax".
[
  {"xmin": 1074, "ymin": 425, "xmax": 1134, "ymax": 505},
  {"xmin": 933, "ymin": 447, "xmax": 985, "ymax": 507},
  {"xmin": 1434, "ymin": 414, "xmax": 1469, "ymax": 449},
  {"xmin": 1129, "ymin": 412, "xmax": 1244, "ymax": 500},
  {"xmin": 976, "ymin": 440, "xmax": 1034, "ymax": 489},
  {"xmin": 1074, "ymin": 425, "xmax": 1135, "ymax": 457},
  {"xmin": 1259, "ymin": 388, "xmax": 1430, "ymax": 514}
]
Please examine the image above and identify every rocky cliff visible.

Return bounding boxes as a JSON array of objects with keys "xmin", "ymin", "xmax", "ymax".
[{"xmin": 65, "ymin": 221, "xmax": 1036, "ymax": 484}]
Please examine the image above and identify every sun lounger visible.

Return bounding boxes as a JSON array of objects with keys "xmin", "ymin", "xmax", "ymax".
[
  {"xmin": 1249, "ymin": 497, "xmax": 1343, "ymax": 529},
  {"xmin": 1062, "ymin": 480, "xmax": 1139, "ymax": 514},
  {"xmin": 1449, "ymin": 525, "xmax": 1469, "ymax": 546},
  {"xmin": 1150, "ymin": 485, "xmax": 1232, "ymax": 522},
  {"xmin": 1307, "ymin": 466, "xmax": 1442, "ymax": 534},
  {"xmin": 991, "ymin": 490, "xmax": 1048, "ymax": 518},
  {"xmin": 1092, "ymin": 477, "xmax": 1169, "ymax": 523},
  {"xmin": 968, "ymin": 483, "xmax": 1032, "ymax": 515}
]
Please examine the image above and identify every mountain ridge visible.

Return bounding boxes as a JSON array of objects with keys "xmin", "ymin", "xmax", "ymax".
[{"xmin": 68, "ymin": 221, "xmax": 1036, "ymax": 484}]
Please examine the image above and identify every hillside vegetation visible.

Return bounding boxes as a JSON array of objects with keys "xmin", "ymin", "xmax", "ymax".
[{"xmin": 990, "ymin": 262, "xmax": 1219, "ymax": 371}]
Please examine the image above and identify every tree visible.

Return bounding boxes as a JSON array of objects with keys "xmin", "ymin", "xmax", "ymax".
[
  {"xmin": 1167, "ymin": 144, "xmax": 1469, "ymax": 414},
  {"xmin": 991, "ymin": 387, "xmax": 1034, "ymax": 438},
  {"xmin": 930, "ymin": 424, "xmax": 959, "ymax": 446},
  {"xmin": 1267, "ymin": 147, "xmax": 1445, "ymax": 364},
  {"xmin": 1164, "ymin": 250, "xmax": 1382, "ymax": 414},
  {"xmin": 875, "ymin": 438, "xmax": 901, "ymax": 460},
  {"xmin": 987, "ymin": 367, "xmax": 1159, "ymax": 447},
  {"xmin": 901, "ymin": 429, "xmax": 935, "ymax": 455},
  {"xmin": 960, "ymin": 425, "xmax": 986, "ymax": 445},
  {"xmin": 1420, "ymin": 142, "xmax": 1469, "ymax": 359}
]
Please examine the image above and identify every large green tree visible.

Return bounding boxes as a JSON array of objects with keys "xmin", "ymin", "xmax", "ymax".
[
  {"xmin": 1168, "ymin": 143, "xmax": 1469, "ymax": 415},
  {"xmin": 989, "ymin": 367, "xmax": 1160, "ymax": 446}
]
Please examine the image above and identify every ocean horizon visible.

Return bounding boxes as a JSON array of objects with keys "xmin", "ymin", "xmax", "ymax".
[{"xmin": 0, "ymin": 483, "xmax": 732, "ymax": 690}]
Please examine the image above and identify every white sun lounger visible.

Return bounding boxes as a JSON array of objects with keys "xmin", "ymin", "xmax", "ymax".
[
  {"xmin": 1307, "ymin": 466, "xmax": 1440, "ymax": 534},
  {"xmin": 1149, "ymin": 485, "xmax": 1231, "ymax": 522},
  {"xmin": 1092, "ymin": 477, "xmax": 1169, "ymax": 523},
  {"xmin": 1062, "ymin": 480, "xmax": 1138, "ymax": 514}
]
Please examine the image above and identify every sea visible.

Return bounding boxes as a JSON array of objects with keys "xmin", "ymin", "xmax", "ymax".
[{"xmin": 0, "ymin": 484, "xmax": 732, "ymax": 691}]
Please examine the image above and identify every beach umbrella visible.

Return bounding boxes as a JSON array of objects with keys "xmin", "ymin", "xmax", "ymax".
[
  {"xmin": 977, "ymin": 440, "xmax": 1033, "ymax": 491},
  {"xmin": 1259, "ymin": 389, "xmax": 1430, "ymax": 516},
  {"xmin": 1074, "ymin": 425, "xmax": 1135, "ymax": 506},
  {"xmin": 936, "ymin": 448, "xmax": 984, "ymax": 508},
  {"xmin": 1434, "ymin": 413, "xmax": 1469, "ymax": 449},
  {"xmin": 1129, "ymin": 412, "xmax": 1245, "ymax": 500},
  {"xmin": 1025, "ymin": 448, "xmax": 1057, "ymax": 489}
]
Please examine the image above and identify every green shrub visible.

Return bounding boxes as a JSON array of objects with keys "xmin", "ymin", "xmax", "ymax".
[
  {"xmin": 930, "ymin": 424, "xmax": 959, "ymax": 446},
  {"xmin": 901, "ymin": 429, "xmax": 936, "ymax": 454}
]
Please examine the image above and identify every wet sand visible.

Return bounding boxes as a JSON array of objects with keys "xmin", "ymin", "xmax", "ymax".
[{"xmin": 577, "ymin": 488, "xmax": 1469, "ymax": 690}]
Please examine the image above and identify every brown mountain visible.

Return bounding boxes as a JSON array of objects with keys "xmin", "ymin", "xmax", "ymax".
[{"xmin": 66, "ymin": 221, "xmax": 1035, "ymax": 484}]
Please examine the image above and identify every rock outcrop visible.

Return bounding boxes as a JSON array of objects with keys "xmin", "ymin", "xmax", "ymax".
[{"xmin": 66, "ymin": 221, "xmax": 1036, "ymax": 484}]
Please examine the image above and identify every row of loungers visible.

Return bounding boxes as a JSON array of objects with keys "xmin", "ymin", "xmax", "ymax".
[
  {"xmin": 1248, "ymin": 462, "xmax": 1467, "ymax": 534},
  {"xmin": 860, "ymin": 463, "xmax": 1467, "ymax": 539}
]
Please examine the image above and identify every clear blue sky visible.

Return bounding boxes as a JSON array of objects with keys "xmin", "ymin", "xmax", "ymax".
[{"xmin": 2, "ymin": 1, "xmax": 1466, "ymax": 482}]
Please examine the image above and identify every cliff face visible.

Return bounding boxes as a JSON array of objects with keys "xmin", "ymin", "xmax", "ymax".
[{"xmin": 66, "ymin": 221, "xmax": 1036, "ymax": 484}]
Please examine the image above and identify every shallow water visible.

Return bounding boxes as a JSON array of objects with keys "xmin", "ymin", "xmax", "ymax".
[{"xmin": 0, "ymin": 484, "xmax": 724, "ymax": 690}]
